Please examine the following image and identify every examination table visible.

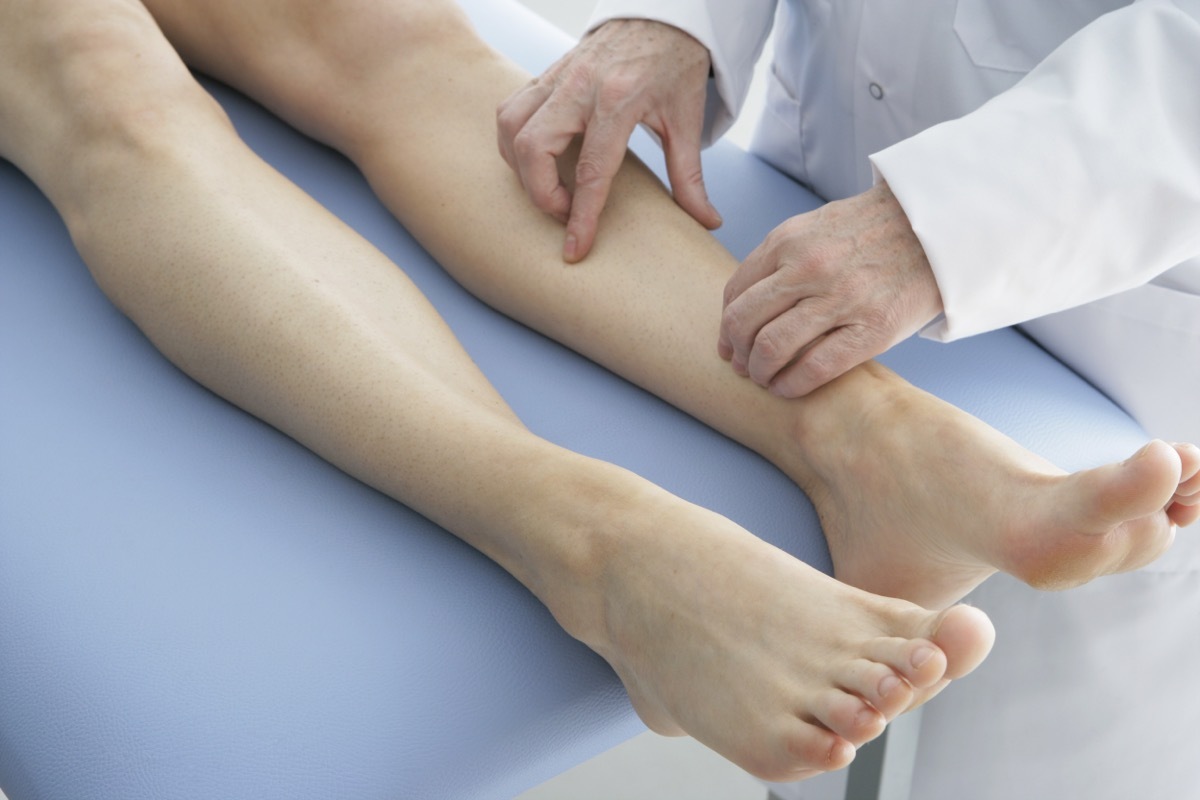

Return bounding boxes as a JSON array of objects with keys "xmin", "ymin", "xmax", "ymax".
[{"xmin": 0, "ymin": 1, "xmax": 1153, "ymax": 798}]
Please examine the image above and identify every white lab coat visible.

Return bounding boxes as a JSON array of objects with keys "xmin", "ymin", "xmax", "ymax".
[
  {"xmin": 589, "ymin": 0, "xmax": 1200, "ymax": 444},
  {"xmin": 584, "ymin": 3, "xmax": 1200, "ymax": 798}
]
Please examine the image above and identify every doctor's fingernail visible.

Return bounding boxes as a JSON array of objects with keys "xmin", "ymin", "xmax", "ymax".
[{"xmin": 563, "ymin": 235, "xmax": 578, "ymax": 262}]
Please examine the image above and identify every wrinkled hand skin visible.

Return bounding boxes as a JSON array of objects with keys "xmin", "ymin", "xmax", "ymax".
[
  {"xmin": 496, "ymin": 18, "xmax": 721, "ymax": 262},
  {"xmin": 719, "ymin": 181, "xmax": 944, "ymax": 397}
]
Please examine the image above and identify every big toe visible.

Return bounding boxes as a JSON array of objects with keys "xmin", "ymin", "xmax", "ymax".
[
  {"xmin": 928, "ymin": 604, "xmax": 995, "ymax": 680},
  {"xmin": 860, "ymin": 605, "xmax": 993, "ymax": 714},
  {"xmin": 1080, "ymin": 440, "xmax": 1182, "ymax": 529}
]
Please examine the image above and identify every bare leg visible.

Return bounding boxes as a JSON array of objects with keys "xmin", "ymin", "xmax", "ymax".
[
  {"xmin": 0, "ymin": 0, "xmax": 996, "ymax": 781},
  {"xmin": 137, "ymin": 0, "xmax": 1198, "ymax": 611}
]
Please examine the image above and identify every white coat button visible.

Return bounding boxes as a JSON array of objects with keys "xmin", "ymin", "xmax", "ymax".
[{"xmin": 868, "ymin": 82, "xmax": 884, "ymax": 100}]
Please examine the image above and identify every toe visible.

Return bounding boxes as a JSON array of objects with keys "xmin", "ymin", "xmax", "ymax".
[
  {"xmin": 1175, "ymin": 443, "xmax": 1200, "ymax": 480},
  {"xmin": 810, "ymin": 688, "xmax": 887, "ymax": 745},
  {"xmin": 1169, "ymin": 502, "xmax": 1200, "ymax": 528},
  {"xmin": 863, "ymin": 636, "xmax": 946, "ymax": 689},
  {"xmin": 1174, "ymin": 443, "xmax": 1200, "ymax": 499},
  {"xmin": 1082, "ymin": 440, "xmax": 1181, "ymax": 529},
  {"xmin": 779, "ymin": 721, "xmax": 856, "ymax": 776},
  {"xmin": 928, "ymin": 604, "xmax": 995, "ymax": 680},
  {"xmin": 839, "ymin": 658, "xmax": 915, "ymax": 719},
  {"xmin": 1167, "ymin": 446, "xmax": 1200, "ymax": 529}
]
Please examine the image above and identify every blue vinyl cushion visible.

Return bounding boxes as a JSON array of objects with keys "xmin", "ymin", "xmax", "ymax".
[{"xmin": 0, "ymin": 1, "xmax": 1148, "ymax": 798}]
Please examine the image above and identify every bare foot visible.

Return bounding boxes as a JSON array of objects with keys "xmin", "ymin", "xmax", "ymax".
[
  {"xmin": 554, "ymin": 487, "xmax": 995, "ymax": 782},
  {"xmin": 779, "ymin": 362, "xmax": 1192, "ymax": 609}
]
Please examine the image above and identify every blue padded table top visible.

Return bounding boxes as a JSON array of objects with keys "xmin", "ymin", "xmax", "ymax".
[{"xmin": 0, "ymin": 1, "xmax": 1149, "ymax": 799}]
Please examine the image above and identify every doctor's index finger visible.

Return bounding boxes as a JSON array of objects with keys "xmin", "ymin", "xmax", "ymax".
[
  {"xmin": 767, "ymin": 324, "xmax": 884, "ymax": 398},
  {"xmin": 511, "ymin": 91, "xmax": 595, "ymax": 222},
  {"xmin": 718, "ymin": 243, "xmax": 787, "ymax": 355},
  {"xmin": 563, "ymin": 112, "xmax": 640, "ymax": 262},
  {"xmin": 722, "ymin": 239, "xmax": 782, "ymax": 309},
  {"xmin": 721, "ymin": 280, "xmax": 815, "ymax": 372},
  {"xmin": 744, "ymin": 301, "xmax": 840, "ymax": 387},
  {"xmin": 496, "ymin": 78, "xmax": 554, "ymax": 168}
]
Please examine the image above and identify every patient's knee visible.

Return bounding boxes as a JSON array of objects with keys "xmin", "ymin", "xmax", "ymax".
[
  {"xmin": 293, "ymin": 0, "xmax": 486, "ymax": 72},
  {"xmin": 238, "ymin": 0, "xmax": 492, "ymax": 151},
  {"xmin": 35, "ymin": 5, "xmax": 227, "ymax": 156},
  {"xmin": 0, "ymin": 5, "xmax": 242, "ymax": 248}
]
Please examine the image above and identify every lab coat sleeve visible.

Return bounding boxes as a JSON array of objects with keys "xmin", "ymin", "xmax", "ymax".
[
  {"xmin": 869, "ymin": 0, "xmax": 1200, "ymax": 341},
  {"xmin": 587, "ymin": 0, "xmax": 779, "ymax": 146}
]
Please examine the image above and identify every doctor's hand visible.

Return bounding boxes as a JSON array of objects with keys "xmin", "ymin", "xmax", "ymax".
[
  {"xmin": 496, "ymin": 18, "xmax": 722, "ymax": 263},
  {"xmin": 719, "ymin": 182, "xmax": 943, "ymax": 397}
]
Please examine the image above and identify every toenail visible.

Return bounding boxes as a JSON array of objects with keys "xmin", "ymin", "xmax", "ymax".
[
  {"xmin": 910, "ymin": 646, "xmax": 935, "ymax": 669},
  {"xmin": 856, "ymin": 708, "xmax": 878, "ymax": 729},
  {"xmin": 878, "ymin": 674, "xmax": 902, "ymax": 698}
]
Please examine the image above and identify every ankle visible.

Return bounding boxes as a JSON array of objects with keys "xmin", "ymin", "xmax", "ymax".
[
  {"xmin": 498, "ymin": 456, "xmax": 668, "ymax": 651},
  {"xmin": 775, "ymin": 361, "xmax": 911, "ymax": 491}
]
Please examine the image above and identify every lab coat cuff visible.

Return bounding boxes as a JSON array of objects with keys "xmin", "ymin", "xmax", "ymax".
[{"xmin": 867, "ymin": 156, "xmax": 1002, "ymax": 342}]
